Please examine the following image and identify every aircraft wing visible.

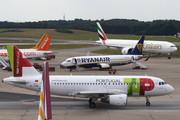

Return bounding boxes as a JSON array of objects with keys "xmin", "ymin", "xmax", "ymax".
[
  {"xmin": 77, "ymin": 89, "xmax": 126, "ymax": 95},
  {"xmin": 43, "ymin": 51, "xmax": 59, "ymax": 55},
  {"xmin": 9, "ymin": 81, "xmax": 29, "ymax": 84}
]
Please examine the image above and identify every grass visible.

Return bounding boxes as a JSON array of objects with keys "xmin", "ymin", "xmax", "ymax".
[
  {"xmin": 0, "ymin": 44, "xmax": 95, "ymax": 49},
  {"xmin": 0, "ymin": 28, "xmax": 180, "ymax": 42}
]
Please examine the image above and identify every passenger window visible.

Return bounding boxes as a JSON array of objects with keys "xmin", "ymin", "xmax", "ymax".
[{"xmin": 159, "ymin": 82, "xmax": 161, "ymax": 85}]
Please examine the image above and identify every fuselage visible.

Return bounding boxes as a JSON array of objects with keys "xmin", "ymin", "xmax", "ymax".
[
  {"xmin": 96, "ymin": 39, "xmax": 177, "ymax": 54},
  {"xmin": 0, "ymin": 49, "xmax": 52, "ymax": 60},
  {"xmin": 61, "ymin": 54, "xmax": 142, "ymax": 69},
  {"xmin": 2, "ymin": 75, "xmax": 174, "ymax": 98}
]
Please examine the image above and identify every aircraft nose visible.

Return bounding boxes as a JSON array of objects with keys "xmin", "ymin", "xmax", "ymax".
[
  {"xmin": 174, "ymin": 46, "xmax": 178, "ymax": 51},
  {"xmin": 167, "ymin": 85, "xmax": 174, "ymax": 94},
  {"xmin": 60, "ymin": 62, "xmax": 66, "ymax": 68}
]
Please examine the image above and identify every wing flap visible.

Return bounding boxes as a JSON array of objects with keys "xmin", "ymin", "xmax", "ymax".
[{"xmin": 78, "ymin": 89, "xmax": 123, "ymax": 95}]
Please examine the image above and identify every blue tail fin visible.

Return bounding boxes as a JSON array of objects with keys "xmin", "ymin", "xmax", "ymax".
[{"xmin": 126, "ymin": 36, "xmax": 145, "ymax": 55}]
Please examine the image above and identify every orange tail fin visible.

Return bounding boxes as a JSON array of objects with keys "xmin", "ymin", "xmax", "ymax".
[
  {"xmin": 30, "ymin": 34, "xmax": 47, "ymax": 49},
  {"xmin": 37, "ymin": 36, "xmax": 51, "ymax": 51}
]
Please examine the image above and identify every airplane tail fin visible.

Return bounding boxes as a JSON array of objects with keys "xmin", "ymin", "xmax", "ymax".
[
  {"xmin": 30, "ymin": 34, "xmax": 48, "ymax": 49},
  {"xmin": 96, "ymin": 22, "xmax": 108, "ymax": 45},
  {"xmin": 38, "ymin": 62, "xmax": 52, "ymax": 120},
  {"xmin": 37, "ymin": 36, "xmax": 51, "ymax": 51},
  {"xmin": 126, "ymin": 36, "xmax": 145, "ymax": 55},
  {"xmin": 7, "ymin": 46, "xmax": 40, "ymax": 77}
]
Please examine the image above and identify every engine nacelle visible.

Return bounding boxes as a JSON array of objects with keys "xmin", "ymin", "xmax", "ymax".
[
  {"xmin": 99, "ymin": 63, "xmax": 110, "ymax": 69},
  {"xmin": 101, "ymin": 94, "xmax": 127, "ymax": 106},
  {"xmin": 121, "ymin": 47, "xmax": 133, "ymax": 55}
]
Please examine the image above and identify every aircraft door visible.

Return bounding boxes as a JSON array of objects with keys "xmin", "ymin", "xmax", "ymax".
[{"xmin": 72, "ymin": 58, "xmax": 77, "ymax": 64}]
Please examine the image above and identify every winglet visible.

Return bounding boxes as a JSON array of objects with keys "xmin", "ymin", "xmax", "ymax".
[
  {"xmin": 7, "ymin": 46, "xmax": 40, "ymax": 77},
  {"xmin": 97, "ymin": 22, "xmax": 108, "ymax": 45},
  {"xmin": 38, "ymin": 62, "xmax": 52, "ymax": 120},
  {"xmin": 37, "ymin": 36, "xmax": 51, "ymax": 51},
  {"xmin": 126, "ymin": 36, "xmax": 145, "ymax": 55},
  {"xmin": 30, "ymin": 34, "xmax": 48, "ymax": 49}
]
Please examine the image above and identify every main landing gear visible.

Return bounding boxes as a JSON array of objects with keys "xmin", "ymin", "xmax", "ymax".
[
  {"xmin": 168, "ymin": 53, "xmax": 172, "ymax": 59},
  {"xmin": 146, "ymin": 96, "xmax": 151, "ymax": 106},
  {"xmin": 89, "ymin": 97, "xmax": 98, "ymax": 108}
]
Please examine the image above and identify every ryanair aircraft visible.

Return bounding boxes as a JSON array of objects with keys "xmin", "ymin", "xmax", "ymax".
[{"xmin": 60, "ymin": 36, "xmax": 146, "ymax": 71}]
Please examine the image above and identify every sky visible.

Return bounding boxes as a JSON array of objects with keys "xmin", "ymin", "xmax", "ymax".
[{"xmin": 0, "ymin": 0, "xmax": 180, "ymax": 22}]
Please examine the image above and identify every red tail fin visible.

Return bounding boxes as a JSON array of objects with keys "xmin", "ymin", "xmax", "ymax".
[
  {"xmin": 37, "ymin": 36, "xmax": 51, "ymax": 51},
  {"xmin": 7, "ymin": 46, "xmax": 40, "ymax": 77}
]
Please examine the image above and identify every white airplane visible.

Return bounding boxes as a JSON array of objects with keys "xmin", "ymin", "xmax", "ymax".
[
  {"xmin": 60, "ymin": 36, "xmax": 147, "ymax": 71},
  {"xmin": 0, "ymin": 36, "xmax": 52, "ymax": 61},
  {"xmin": 2, "ymin": 46, "xmax": 174, "ymax": 108},
  {"xmin": 96, "ymin": 22, "xmax": 177, "ymax": 59},
  {"xmin": 38, "ymin": 62, "xmax": 52, "ymax": 120}
]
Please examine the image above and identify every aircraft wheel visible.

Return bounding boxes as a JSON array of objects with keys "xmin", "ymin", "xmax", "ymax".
[
  {"xmin": 89, "ymin": 98, "xmax": 92, "ymax": 104},
  {"xmin": 168, "ymin": 56, "xmax": 171, "ymax": 59},
  {"xmin": 89, "ymin": 102, "xmax": 96, "ymax": 108},
  {"xmin": 146, "ymin": 102, "xmax": 150, "ymax": 106}
]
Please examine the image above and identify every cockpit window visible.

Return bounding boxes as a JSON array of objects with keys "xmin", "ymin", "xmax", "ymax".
[
  {"xmin": 67, "ymin": 60, "xmax": 71, "ymax": 62},
  {"xmin": 159, "ymin": 82, "xmax": 167, "ymax": 85},
  {"xmin": 171, "ymin": 46, "xmax": 176, "ymax": 47}
]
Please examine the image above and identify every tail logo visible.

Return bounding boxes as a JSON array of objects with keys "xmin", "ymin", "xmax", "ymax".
[
  {"xmin": 41, "ymin": 37, "xmax": 49, "ymax": 49},
  {"xmin": 137, "ymin": 43, "xmax": 143, "ymax": 52},
  {"xmin": 15, "ymin": 51, "xmax": 20, "ymax": 75}
]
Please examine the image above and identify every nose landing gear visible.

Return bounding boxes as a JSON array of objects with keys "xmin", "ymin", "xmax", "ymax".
[{"xmin": 146, "ymin": 96, "xmax": 151, "ymax": 106}]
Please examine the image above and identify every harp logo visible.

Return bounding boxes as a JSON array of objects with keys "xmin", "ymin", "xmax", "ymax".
[{"xmin": 137, "ymin": 43, "xmax": 143, "ymax": 52}]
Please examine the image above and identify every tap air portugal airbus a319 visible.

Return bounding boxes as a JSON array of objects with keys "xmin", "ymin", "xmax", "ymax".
[
  {"xmin": 2, "ymin": 46, "xmax": 174, "ymax": 108},
  {"xmin": 60, "ymin": 36, "xmax": 147, "ymax": 71},
  {"xmin": 96, "ymin": 22, "xmax": 177, "ymax": 59}
]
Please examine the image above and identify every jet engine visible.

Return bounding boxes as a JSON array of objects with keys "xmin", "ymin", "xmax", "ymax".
[
  {"xmin": 99, "ymin": 63, "xmax": 110, "ymax": 69},
  {"xmin": 121, "ymin": 48, "xmax": 133, "ymax": 55},
  {"xmin": 101, "ymin": 94, "xmax": 127, "ymax": 106}
]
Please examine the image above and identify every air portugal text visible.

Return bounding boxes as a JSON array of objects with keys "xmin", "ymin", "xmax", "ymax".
[{"xmin": 0, "ymin": 52, "xmax": 36, "ymax": 57}]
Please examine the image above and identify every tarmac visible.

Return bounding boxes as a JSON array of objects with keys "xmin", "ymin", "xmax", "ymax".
[{"xmin": 0, "ymin": 46, "xmax": 180, "ymax": 120}]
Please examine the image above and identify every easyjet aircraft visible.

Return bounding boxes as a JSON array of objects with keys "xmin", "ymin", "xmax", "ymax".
[
  {"xmin": 2, "ymin": 46, "xmax": 174, "ymax": 108},
  {"xmin": 96, "ymin": 22, "xmax": 177, "ymax": 59},
  {"xmin": 0, "ymin": 36, "xmax": 52, "ymax": 61}
]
